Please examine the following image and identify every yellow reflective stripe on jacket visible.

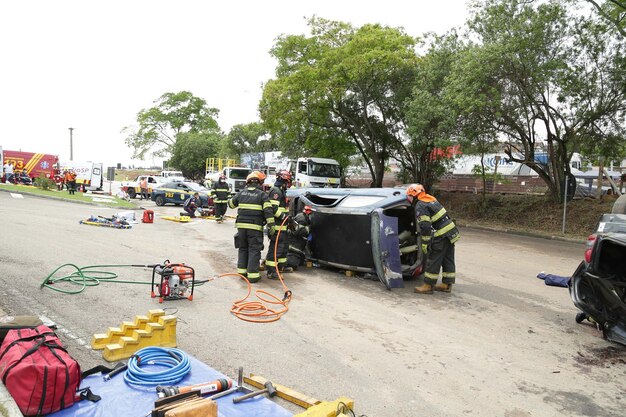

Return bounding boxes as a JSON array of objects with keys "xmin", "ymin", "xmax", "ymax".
[
  {"xmin": 263, "ymin": 202, "xmax": 273, "ymax": 210},
  {"xmin": 421, "ymin": 235, "xmax": 431, "ymax": 241},
  {"xmin": 239, "ymin": 203, "xmax": 262, "ymax": 210},
  {"xmin": 419, "ymin": 215, "xmax": 431, "ymax": 222},
  {"xmin": 274, "ymin": 225, "xmax": 288, "ymax": 231},
  {"xmin": 434, "ymin": 222, "xmax": 456, "ymax": 237},
  {"xmin": 266, "ymin": 217, "xmax": 275, "ymax": 225},
  {"xmin": 450, "ymin": 233, "xmax": 460, "ymax": 244},
  {"xmin": 228, "ymin": 199, "xmax": 236, "ymax": 209},
  {"xmin": 236, "ymin": 222, "xmax": 263, "ymax": 231},
  {"xmin": 269, "ymin": 199, "xmax": 280, "ymax": 206},
  {"xmin": 431, "ymin": 208, "xmax": 447, "ymax": 222}
]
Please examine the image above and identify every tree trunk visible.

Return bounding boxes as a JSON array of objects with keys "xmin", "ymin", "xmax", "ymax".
[{"xmin": 596, "ymin": 157, "xmax": 604, "ymax": 201}]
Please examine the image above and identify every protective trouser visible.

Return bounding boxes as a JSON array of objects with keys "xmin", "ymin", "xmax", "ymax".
[
  {"xmin": 423, "ymin": 237, "xmax": 456, "ymax": 285},
  {"xmin": 286, "ymin": 252, "xmax": 304, "ymax": 269},
  {"xmin": 214, "ymin": 202, "xmax": 227, "ymax": 218},
  {"xmin": 237, "ymin": 228, "xmax": 264, "ymax": 282},
  {"xmin": 183, "ymin": 206, "xmax": 196, "ymax": 217},
  {"xmin": 266, "ymin": 231, "xmax": 289, "ymax": 276}
]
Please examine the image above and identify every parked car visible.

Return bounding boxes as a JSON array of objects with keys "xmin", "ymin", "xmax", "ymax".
[
  {"xmin": 150, "ymin": 181, "xmax": 212, "ymax": 207},
  {"xmin": 286, "ymin": 187, "xmax": 425, "ymax": 289},
  {"xmin": 569, "ymin": 210, "xmax": 626, "ymax": 346}
]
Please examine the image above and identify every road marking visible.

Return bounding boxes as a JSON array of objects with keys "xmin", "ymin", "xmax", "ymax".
[{"xmin": 10, "ymin": 193, "xmax": 24, "ymax": 198}]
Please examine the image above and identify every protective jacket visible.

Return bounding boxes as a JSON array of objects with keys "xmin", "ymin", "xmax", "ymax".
[
  {"xmin": 228, "ymin": 186, "xmax": 275, "ymax": 232},
  {"xmin": 288, "ymin": 212, "xmax": 310, "ymax": 256},
  {"xmin": 211, "ymin": 181, "xmax": 230, "ymax": 203},
  {"xmin": 268, "ymin": 185, "xmax": 288, "ymax": 233},
  {"xmin": 183, "ymin": 196, "xmax": 200, "ymax": 210},
  {"xmin": 415, "ymin": 194, "xmax": 460, "ymax": 245}
]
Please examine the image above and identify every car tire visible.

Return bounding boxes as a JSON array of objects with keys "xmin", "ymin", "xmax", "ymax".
[
  {"xmin": 612, "ymin": 194, "xmax": 626, "ymax": 214},
  {"xmin": 155, "ymin": 195, "xmax": 165, "ymax": 206},
  {"xmin": 127, "ymin": 189, "xmax": 136, "ymax": 199}
]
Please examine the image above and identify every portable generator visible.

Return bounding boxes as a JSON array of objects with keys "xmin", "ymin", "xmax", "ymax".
[{"xmin": 151, "ymin": 261, "xmax": 195, "ymax": 303}]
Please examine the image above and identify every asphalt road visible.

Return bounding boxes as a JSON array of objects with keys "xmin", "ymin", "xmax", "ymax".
[{"xmin": 0, "ymin": 191, "xmax": 624, "ymax": 417}]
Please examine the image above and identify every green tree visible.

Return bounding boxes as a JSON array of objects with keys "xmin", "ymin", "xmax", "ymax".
[
  {"xmin": 169, "ymin": 132, "xmax": 224, "ymax": 180},
  {"xmin": 124, "ymin": 91, "xmax": 220, "ymax": 159},
  {"xmin": 584, "ymin": 0, "xmax": 626, "ymax": 37},
  {"xmin": 224, "ymin": 122, "xmax": 269, "ymax": 159},
  {"xmin": 446, "ymin": 0, "xmax": 626, "ymax": 201},
  {"xmin": 401, "ymin": 34, "xmax": 461, "ymax": 190},
  {"xmin": 260, "ymin": 18, "xmax": 418, "ymax": 187}
]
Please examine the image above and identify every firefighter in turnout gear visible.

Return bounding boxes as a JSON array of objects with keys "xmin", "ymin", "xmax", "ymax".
[
  {"xmin": 228, "ymin": 171, "xmax": 275, "ymax": 283},
  {"xmin": 286, "ymin": 205, "xmax": 312, "ymax": 270},
  {"xmin": 211, "ymin": 174, "xmax": 230, "ymax": 222},
  {"xmin": 406, "ymin": 183, "xmax": 460, "ymax": 294},
  {"xmin": 265, "ymin": 170, "xmax": 292, "ymax": 279}
]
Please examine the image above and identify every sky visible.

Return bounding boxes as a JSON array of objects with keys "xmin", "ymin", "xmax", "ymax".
[{"xmin": 0, "ymin": 0, "xmax": 470, "ymax": 168}]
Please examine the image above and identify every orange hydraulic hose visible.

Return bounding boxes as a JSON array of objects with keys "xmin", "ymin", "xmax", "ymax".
[{"xmin": 224, "ymin": 216, "xmax": 293, "ymax": 323}]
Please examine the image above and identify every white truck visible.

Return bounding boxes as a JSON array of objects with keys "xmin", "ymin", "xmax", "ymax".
[
  {"xmin": 120, "ymin": 174, "xmax": 167, "ymax": 199},
  {"xmin": 60, "ymin": 161, "xmax": 104, "ymax": 191},
  {"xmin": 280, "ymin": 157, "xmax": 341, "ymax": 188},
  {"xmin": 205, "ymin": 166, "xmax": 252, "ymax": 195}
]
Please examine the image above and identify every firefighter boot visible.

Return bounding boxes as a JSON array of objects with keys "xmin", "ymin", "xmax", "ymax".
[
  {"xmin": 434, "ymin": 283, "xmax": 452, "ymax": 293},
  {"xmin": 259, "ymin": 260, "xmax": 266, "ymax": 271},
  {"xmin": 414, "ymin": 283, "xmax": 433, "ymax": 294}
]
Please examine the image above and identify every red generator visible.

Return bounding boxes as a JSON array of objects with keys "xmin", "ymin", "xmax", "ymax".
[{"xmin": 151, "ymin": 261, "xmax": 195, "ymax": 303}]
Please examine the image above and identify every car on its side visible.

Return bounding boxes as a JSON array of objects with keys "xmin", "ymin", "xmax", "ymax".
[
  {"xmin": 286, "ymin": 187, "xmax": 425, "ymax": 289},
  {"xmin": 569, "ymin": 207, "xmax": 626, "ymax": 346},
  {"xmin": 150, "ymin": 181, "xmax": 212, "ymax": 207}
]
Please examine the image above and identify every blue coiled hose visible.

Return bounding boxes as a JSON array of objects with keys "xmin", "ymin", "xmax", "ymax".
[{"xmin": 124, "ymin": 347, "xmax": 191, "ymax": 387}]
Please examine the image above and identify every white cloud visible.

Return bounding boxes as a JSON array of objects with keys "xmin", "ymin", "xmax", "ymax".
[{"xmin": 0, "ymin": 0, "xmax": 469, "ymax": 167}]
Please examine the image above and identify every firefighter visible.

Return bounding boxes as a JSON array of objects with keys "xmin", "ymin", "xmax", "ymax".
[
  {"xmin": 228, "ymin": 171, "xmax": 275, "ymax": 283},
  {"xmin": 183, "ymin": 192, "xmax": 201, "ymax": 218},
  {"xmin": 286, "ymin": 205, "xmax": 312, "ymax": 270},
  {"xmin": 406, "ymin": 183, "xmax": 460, "ymax": 294},
  {"xmin": 139, "ymin": 177, "xmax": 148, "ymax": 200},
  {"xmin": 211, "ymin": 174, "xmax": 230, "ymax": 223},
  {"xmin": 265, "ymin": 170, "xmax": 292, "ymax": 279},
  {"xmin": 66, "ymin": 169, "xmax": 77, "ymax": 195}
]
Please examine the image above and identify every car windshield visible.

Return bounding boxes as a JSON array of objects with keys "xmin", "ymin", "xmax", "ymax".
[
  {"xmin": 229, "ymin": 169, "xmax": 251, "ymax": 179},
  {"xmin": 309, "ymin": 163, "xmax": 340, "ymax": 178},
  {"xmin": 186, "ymin": 182, "xmax": 208, "ymax": 192}
]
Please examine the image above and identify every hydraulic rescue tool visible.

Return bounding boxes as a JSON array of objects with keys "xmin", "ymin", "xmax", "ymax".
[
  {"xmin": 151, "ymin": 261, "xmax": 196, "ymax": 303},
  {"xmin": 156, "ymin": 378, "xmax": 232, "ymax": 398}
]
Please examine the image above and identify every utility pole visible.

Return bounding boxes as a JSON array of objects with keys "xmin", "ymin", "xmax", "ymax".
[{"xmin": 68, "ymin": 127, "xmax": 74, "ymax": 161}]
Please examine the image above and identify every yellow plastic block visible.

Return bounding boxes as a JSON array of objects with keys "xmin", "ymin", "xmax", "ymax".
[
  {"xmin": 91, "ymin": 310, "xmax": 167, "ymax": 350},
  {"xmin": 102, "ymin": 315, "xmax": 177, "ymax": 362},
  {"xmin": 293, "ymin": 398, "xmax": 354, "ymax": 417}
]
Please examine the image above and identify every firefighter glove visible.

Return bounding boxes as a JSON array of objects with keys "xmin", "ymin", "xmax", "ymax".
[
  {"xmin": 267, "ymin": 225, "xmax": 276, "ymax": 237},
  {"xmin": 421, "ymin": 243, "xmax": 429, "ymax": 255}
]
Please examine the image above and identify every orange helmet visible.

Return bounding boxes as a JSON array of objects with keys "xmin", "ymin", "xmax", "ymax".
[
  {"xmin": 277, "ymin": 170, "xmax": 292, "ymax": 181},
  {"xmin": 406, "ymin": 183, "xmax": 425, "ymax": 198},
  {"xmin": 246, "ymin": 171, "xmax": 263, "ymax": 183}
]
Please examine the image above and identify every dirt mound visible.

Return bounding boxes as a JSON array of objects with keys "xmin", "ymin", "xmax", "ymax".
[{"xmin": 438, "ymin": 191, "xmax": 617, "ymax": 240}]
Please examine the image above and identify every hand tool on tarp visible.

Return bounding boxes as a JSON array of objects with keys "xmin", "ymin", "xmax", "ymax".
[
  {"xmin": 232, "ymin": 380, "xmax": 277, "ymax": 403},
  {"xmin": 206, "ymin": 366, "xmax": 250, "ymax": 400}
]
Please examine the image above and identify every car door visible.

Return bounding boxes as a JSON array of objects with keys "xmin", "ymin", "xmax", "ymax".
[
  {"xmin": 371, "ymin": 208, "xmax": 404, "ymax": 289},
  {"xmin": 176, "ymin": 183, "xmax": 190, "ymax": 203}
]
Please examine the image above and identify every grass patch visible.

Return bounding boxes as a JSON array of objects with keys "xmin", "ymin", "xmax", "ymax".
[
  {"xmin": 439, "ymin": 191, "xmax": 617, "ymax": 240},
  {"xmin": 0, "ymin": 183, "xmax": 137, "ymax": 209}
]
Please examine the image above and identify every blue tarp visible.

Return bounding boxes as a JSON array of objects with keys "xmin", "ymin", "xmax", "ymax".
[
  {"xmin": 536, "ymin": 272, "xmax": 570, "ymax": 288},
  {"xmin": 51, "ymin": 355, "xmax": 293, "ymax": 417}
]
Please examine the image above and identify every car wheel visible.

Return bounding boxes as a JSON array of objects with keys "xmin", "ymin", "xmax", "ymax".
[
  {"xmin": 155, "ymin": 195, "xmax": 165, "ymax": 206},
  {"xmin": 127, "ymin": 189, "xmax": 136, "ymax": 199},
  {"xmin": 612, "ymin": 194, "xmax": 626, "ymax": 214}
]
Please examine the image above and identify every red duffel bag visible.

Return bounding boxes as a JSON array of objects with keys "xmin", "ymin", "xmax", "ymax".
[{"xmin": 0, "ymin": 325, "xmax": 81, "ymax": 416}]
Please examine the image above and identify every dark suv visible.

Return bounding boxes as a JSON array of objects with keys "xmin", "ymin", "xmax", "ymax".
[{"xmin": 569, "ymin": 212, "xmax": 626, "ymax": 346}]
